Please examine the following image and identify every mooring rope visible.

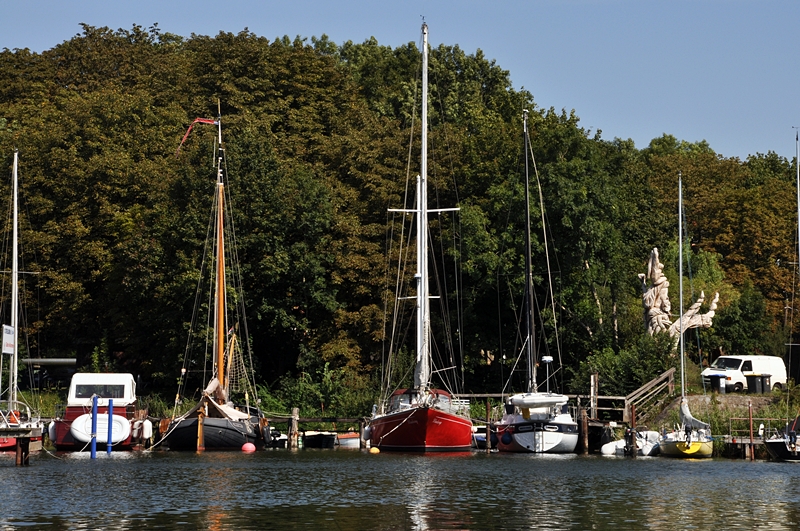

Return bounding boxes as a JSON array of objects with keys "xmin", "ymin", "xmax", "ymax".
[{"xmin": 377, "ymin": 410, "xmax": 417, "ymax": 445}]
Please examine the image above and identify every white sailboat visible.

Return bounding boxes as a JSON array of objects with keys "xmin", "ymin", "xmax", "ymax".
[
  {"xmin": 658, "ymin": 174, "xmax": 713, "ymax": 458},
  {"xmin": 0, "ymin": 151, "xmax": 44, "ymax": 453},
  {"xmin": 364, "ymin": 23, "xmax": 474, "ymax": 452},
  {"xmin": 494, "ymin": 111, "xmax": 578, "ymax": 454},
  {"xmin": 763, "ymin": 130, "xmax": 800, "ymax": 462}
]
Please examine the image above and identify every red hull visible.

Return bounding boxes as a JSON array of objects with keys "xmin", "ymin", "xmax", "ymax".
[
  {"xmin": 51, "ymin": 405, "xmax": 135, "ymax": 451},
  {"xmin": 369, "ymin": 406, "xmax": 473, "ymax": 452}
]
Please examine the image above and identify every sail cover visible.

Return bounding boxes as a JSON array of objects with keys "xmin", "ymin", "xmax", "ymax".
[{"xmin": 679, "ymin": 398, "xmax": 710, "ymax": 430}]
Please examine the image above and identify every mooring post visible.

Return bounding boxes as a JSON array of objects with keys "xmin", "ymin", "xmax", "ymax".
[
  {"xmin": 91, "ymin": 394, "xmax": 98, "ymax": 459},
  {"xmin": 290, "ymin": 407, "xmax": 299, "ymax": 449},
  {"xmin": 748, "ymin": 400, "xmax": 754, "ymax": 461},
  {"xmin": 631, "ymin": 403, "xmax": 638, "ymax": 459},
  {"xmin": 15, "ymin": 436, "xmax": 30, "ymax": 466},
  {"xmin": 580, "ymin": 408, "xmax": 589, "ymax": 455},
  {"xmin": 107, "ymin": 398, "xmax": 113, "ymax": 455},
  {"xmin": 196, "ymin": 407, "xmax": 205, "ymax": 452},
  {"xmin": 15, "ymin": 439, "xmax": 22, "ymax": 466},
  {"xmin": 485, "ymin": 399, "xmax": 491, "ymax": 454}
]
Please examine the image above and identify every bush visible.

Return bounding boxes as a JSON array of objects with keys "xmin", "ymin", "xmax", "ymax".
[{"xmin": 570, "ymin": 333, "xmax": 675, "ymax": 396}]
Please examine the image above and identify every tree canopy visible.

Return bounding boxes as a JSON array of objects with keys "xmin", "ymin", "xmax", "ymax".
[{"xmin": 0, "ymin": 24, "xmax": 796, "ymax": 412}]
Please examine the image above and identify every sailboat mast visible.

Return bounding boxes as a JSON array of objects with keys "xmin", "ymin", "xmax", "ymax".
[
  {"xmin": 215, "ymin": 119, "xmax": 226, "ymax": 395},
  {"xmin": 678, "ymin": 173, "xmax": 685, "ymax": 398},
  {"xmin": 796, "ymin": 132, "xmax": 800, "ymax": 331},
  {"xmin": 413, "ymin": 22, "xmax": 431, "ymax": 391},
  {"xmin": 9, "ymin": 151, "xmax": 18, "ymax": 407},
  {"xmin": 522, "ymin": 111, "xmax": 536, "ymax": 393}
]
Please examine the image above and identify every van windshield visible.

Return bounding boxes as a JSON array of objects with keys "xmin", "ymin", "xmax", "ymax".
[{"xmin": 710, "ymin": 357, "xmax": 742, "ymax": 370}]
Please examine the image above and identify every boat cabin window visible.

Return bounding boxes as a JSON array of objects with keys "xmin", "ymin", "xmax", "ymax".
[
  {"xmin": 389, "ymin": 394, "xmax": 413, "ymax": 410},
  {"xmin": 435, "ymin": 393, "xmax": 451, "ymax": 407},
  {"xmin": 710, "ymin": 357, "xmax": 742, "ymax": 370},
  {"xmin": 74, "ymin": 384, "xmax": 126, "ymax": 399}
]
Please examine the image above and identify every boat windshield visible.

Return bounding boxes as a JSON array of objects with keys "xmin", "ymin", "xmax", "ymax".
[
  {"xmin": 74, "ymin": 384, "xmax": 126, "ymax": 399},
  {"xmin": 389, "ymin": 393, "xmax": 412, "ymax": 411},
  {"xmin": 710, "ymin": 357, "xmax": 742, "ymax": 370},
  {"xmin": 435, "ymin": 393, "xmax": 452, "ymax": 409}
]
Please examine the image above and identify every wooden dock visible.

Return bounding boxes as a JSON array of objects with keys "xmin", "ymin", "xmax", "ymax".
[{"xmin": 267, "ymin": 411, "xmax": 365, "ymax": 449}]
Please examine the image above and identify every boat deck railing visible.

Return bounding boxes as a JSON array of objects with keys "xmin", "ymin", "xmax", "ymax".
[{"xmin": 728, "ymin": 416, "xmax": 785, "ymax": 441}]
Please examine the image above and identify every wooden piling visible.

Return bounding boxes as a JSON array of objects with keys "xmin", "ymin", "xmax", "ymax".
[
  {"xmin": 15, "ymin": 437, "xmax": 30, "ymax": 466},
  {"xmin": 748, "ymin": 401, "xmax": 754, "ymax": 462},
  {"xmin": 289, "ymin": 407, "xmax": 299, "ymax": 449},
  {"xmin": 196, "ymin": 408, "xmax": 205, "ymax": 452},
  {"xmin": 580, "ymin": 408, "xmax": 588, "ymax": 455},
  {"xmin": 630, "ymin": 403, "xmax": 637, "ymax": 459},
  {"xmin": 485, "ymin": 399, "xmax": 491, "ymax": 454}
]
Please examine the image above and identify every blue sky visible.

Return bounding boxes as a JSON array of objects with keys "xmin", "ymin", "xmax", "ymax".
[{"xmin": 2, "ymin": 0, "xmax": 799, "ymax": 161}]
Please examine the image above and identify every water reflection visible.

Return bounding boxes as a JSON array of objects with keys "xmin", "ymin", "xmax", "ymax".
[{"xmin": 0, "ymin": 451, "xmax": 799, "ymax": 529}]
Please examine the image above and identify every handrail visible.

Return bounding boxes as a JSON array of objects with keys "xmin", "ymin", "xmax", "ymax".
[
  {"xmin": 624, "ymin": 367, "xmax": 676, "ymax": 424},
  {"xmin": 626, "ymin": 367, "xmax": 676, "ymax": 403},
  {"xmin": 728, "ymin": 416, "xmax": 784, "ymax": 439}
]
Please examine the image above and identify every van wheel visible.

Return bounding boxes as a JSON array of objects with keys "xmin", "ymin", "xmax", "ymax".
[
  {"xmin": 732, "ymin": 383, "xmax": 744, "ymax": 393},
  {"xmin": 773, "ymin": 383, "xmax": 783, "ymax": 391}
]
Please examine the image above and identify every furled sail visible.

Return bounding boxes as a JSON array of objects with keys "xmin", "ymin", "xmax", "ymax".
[{"xmin": 679, "ymin": 398, "xmax": 709, "ymax": 430}]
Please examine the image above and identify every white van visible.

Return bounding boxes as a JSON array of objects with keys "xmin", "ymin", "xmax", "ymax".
[{"xmin": 701, "ymin": 355, "xmax": 787, "ymax": 392}]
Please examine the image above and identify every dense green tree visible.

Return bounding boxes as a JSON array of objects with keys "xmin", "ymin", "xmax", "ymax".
[{"xmin": 0, "ymin": 24, "xmax": 794, "ymax": 407}]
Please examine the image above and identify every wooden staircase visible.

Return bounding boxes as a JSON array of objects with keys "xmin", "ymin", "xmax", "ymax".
[{"xmin": 624, "ymin": 367, "xmax": 676, "ymax": 426}]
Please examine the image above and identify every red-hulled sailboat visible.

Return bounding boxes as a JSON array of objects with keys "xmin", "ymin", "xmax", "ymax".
[{"xmin": 365, "ymin": 23, "xmax": 473, "ymax": 452}]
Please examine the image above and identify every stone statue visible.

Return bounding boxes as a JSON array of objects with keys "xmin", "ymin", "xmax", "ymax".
[{"xmin": 638, "ymin": 247, "xmax": 719, "ymax": 339}]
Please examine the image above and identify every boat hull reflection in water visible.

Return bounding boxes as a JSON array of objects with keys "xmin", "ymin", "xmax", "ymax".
[{"xmin": 4, "ymin": 452, "xmax": 800, "ymax": 530}]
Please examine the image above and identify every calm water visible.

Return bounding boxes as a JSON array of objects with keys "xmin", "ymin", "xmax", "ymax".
[{"xmin": 1, "ymin": 448, "xmax": 798, "ymax": 530}]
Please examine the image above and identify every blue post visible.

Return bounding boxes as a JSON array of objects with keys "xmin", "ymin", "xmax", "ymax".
[
  {"xmin": 90, "ymin": 395, "xmax": 98, "ymax": 459},
  {"xmin": 107, "ymin": 399, "xmax": 113, "ymax": 455}
]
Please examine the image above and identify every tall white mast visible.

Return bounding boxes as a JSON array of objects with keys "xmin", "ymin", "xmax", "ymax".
[
  {"xmin": 522, "ymin": 111, "xmax": 537, "ymax": 393},
  {"xmin": 413, "ymin": 22, "xmax": 431, "ymax": 391},
  {"xmin": 9, "ymin": 151, "xmax": 19, "ymax": 407},
  {"xmin": 796, "ymin": 131, "xmax": 800, "ymax": 331},
  {"xmin": 678, "ymin": 173, "xmax": 685, "ymax": 398}
]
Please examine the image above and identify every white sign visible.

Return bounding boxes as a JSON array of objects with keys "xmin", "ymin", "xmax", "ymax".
[{"xmin": 2, "ymin": 325, "xmax": 14, "ymax": 355}]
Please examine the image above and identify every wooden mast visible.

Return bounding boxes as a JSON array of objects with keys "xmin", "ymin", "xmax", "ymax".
[{"xmin": 214, "ymin": 116, "xmax": 226, "ymax": 398}]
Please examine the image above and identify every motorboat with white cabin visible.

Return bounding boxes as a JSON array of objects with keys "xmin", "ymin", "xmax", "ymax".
[{"xmin": 48, "ymin": 373, "xmax": 151, "ymax": 450}]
